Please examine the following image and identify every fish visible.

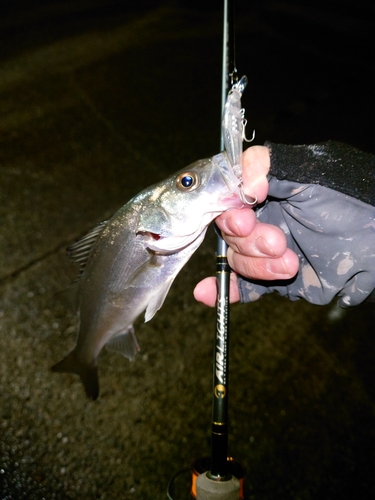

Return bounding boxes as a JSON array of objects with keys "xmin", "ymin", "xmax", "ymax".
[{"xmin": 52, "ymin": 154, "xmax": 243, "ymax": 399}]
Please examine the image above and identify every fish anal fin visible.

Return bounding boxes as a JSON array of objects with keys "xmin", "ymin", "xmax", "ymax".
[
  {"xmin": 105, "ymin": 327, "xmax": 140, "ymax": 361},
  {"xmin": 51, "ymin": 350, "xmax": 99, "ymax": 400}
]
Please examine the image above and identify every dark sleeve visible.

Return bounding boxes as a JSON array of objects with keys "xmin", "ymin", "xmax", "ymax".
[{"xmin": 265, "ymin": 140, "xmax": 375, "ymax": 206}]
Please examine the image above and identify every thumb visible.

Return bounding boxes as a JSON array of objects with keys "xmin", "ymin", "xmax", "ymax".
[{"xmin": 242, "ymin": 146, "xmax": 270, "ymax": 204}]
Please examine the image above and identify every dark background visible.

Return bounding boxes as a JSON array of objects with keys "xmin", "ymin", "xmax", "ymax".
[{"xmin": 0, "ymin": 1, "xmax": 374, "ymax": 499}]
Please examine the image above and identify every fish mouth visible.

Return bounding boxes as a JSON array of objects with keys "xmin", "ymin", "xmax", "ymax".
[
  {"xmin": 220, "ymin": 193, "xmax": 244, "ymax": 209},
  {"xmin": 212, "ymin": 152, "xmax": 241, "ymax": 195}
]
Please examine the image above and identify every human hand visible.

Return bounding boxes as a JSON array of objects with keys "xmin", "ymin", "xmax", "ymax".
[
  {"xmin": 193, "ymin": 207, "xmax": 300, "ymax": 306},
  {"xmin": 194, "ymin": 146, "xmax": 300, "ymax": 306},
  {"xmin": 194, "ymin": 146, "xmax": 375, "ymax": 308}
]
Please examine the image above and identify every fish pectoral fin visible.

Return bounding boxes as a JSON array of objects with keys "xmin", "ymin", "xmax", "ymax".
[
  {"xmin": 125, "ymin": 253, "xmax": 164, "ymax": 288},
  {"xmin": 105, "ymin": 327, "xmax": 140, "ymax": 361},
  {"xmin": 144, "ymin": 278, "xmax": 174, "ymax": 322}
]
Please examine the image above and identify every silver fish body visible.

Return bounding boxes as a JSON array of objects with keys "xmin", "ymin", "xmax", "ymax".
[{"xmin": 52, "ymin": 155, "xmax": 242, "ymax": 399}]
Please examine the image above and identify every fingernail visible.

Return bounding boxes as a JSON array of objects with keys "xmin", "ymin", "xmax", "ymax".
[
  {"xmin": 255, "ymin": 236, "xmax": 277, "ymax": 257},
  {"xmin": 267, "ymin": 257, "xmax": 291, "ymax": 276}
]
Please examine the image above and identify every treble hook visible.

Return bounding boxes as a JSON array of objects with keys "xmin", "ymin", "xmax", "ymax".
[
  {"xmin": 240, "ymin": 108, "xmax": 255, "ymax": 143},
  {"xmin": 242, "ymin": 117, "xmax": 256, "ymax": 143}
]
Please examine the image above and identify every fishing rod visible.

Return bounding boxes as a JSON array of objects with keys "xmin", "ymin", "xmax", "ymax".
[
  {"xmin": 167, "ymin": 1, "xmax": 245, "ymax": 498},
  {"xmin": 193, "ymin": 0, "xmax": 245, "ymax": 498},
  {"xmin": 209, "ymin": 0, "xmax": 236, "ymax": 481},
  {"xmin": 212, "ymin": 0, "xmax": 237, "ymax": 477}
]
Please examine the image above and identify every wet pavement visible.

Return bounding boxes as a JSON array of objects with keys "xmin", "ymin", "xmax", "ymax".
[{"xmin": 0, "ymin": 1, "xmax": 374, "ymax": 499}]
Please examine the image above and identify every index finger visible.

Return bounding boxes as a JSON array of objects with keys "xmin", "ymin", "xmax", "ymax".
[{"xmin": 215, "ymin": 207, "xmax": 257, "ymax": 237}]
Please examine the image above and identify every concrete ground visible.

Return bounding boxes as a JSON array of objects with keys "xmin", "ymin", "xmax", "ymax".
[{"xmin": 0, "ymin": 1, "xmax": 374, "ymax": 499}]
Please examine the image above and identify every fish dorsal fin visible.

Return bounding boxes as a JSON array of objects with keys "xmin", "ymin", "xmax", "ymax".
[
  {"xmin": 67, "ymin": 220, "xmax": 108, "ymax": 276},
  {"xmin": 105, "ymin": 327, "xmax": 140, "ymax": 361}
]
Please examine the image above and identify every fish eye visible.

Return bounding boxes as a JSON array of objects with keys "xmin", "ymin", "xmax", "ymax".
[{"xmin": 175, "ymin": 171, "xmax": 200, "ymax": 191}]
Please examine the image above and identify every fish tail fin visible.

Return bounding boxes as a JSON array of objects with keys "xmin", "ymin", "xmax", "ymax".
[{"xmin": 51, "ymin": 350, "xmax": 99, "ymax": 400}]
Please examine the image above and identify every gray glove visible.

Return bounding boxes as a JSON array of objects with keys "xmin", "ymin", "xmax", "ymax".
[{"xmin": 238, "ymin": 177, "xmax": 375, "ymax": 307}]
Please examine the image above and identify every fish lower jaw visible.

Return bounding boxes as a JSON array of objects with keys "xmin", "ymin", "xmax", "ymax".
[{"xmin": 220, "ymin": 195, "xmax": 244, "ymax": 210}]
